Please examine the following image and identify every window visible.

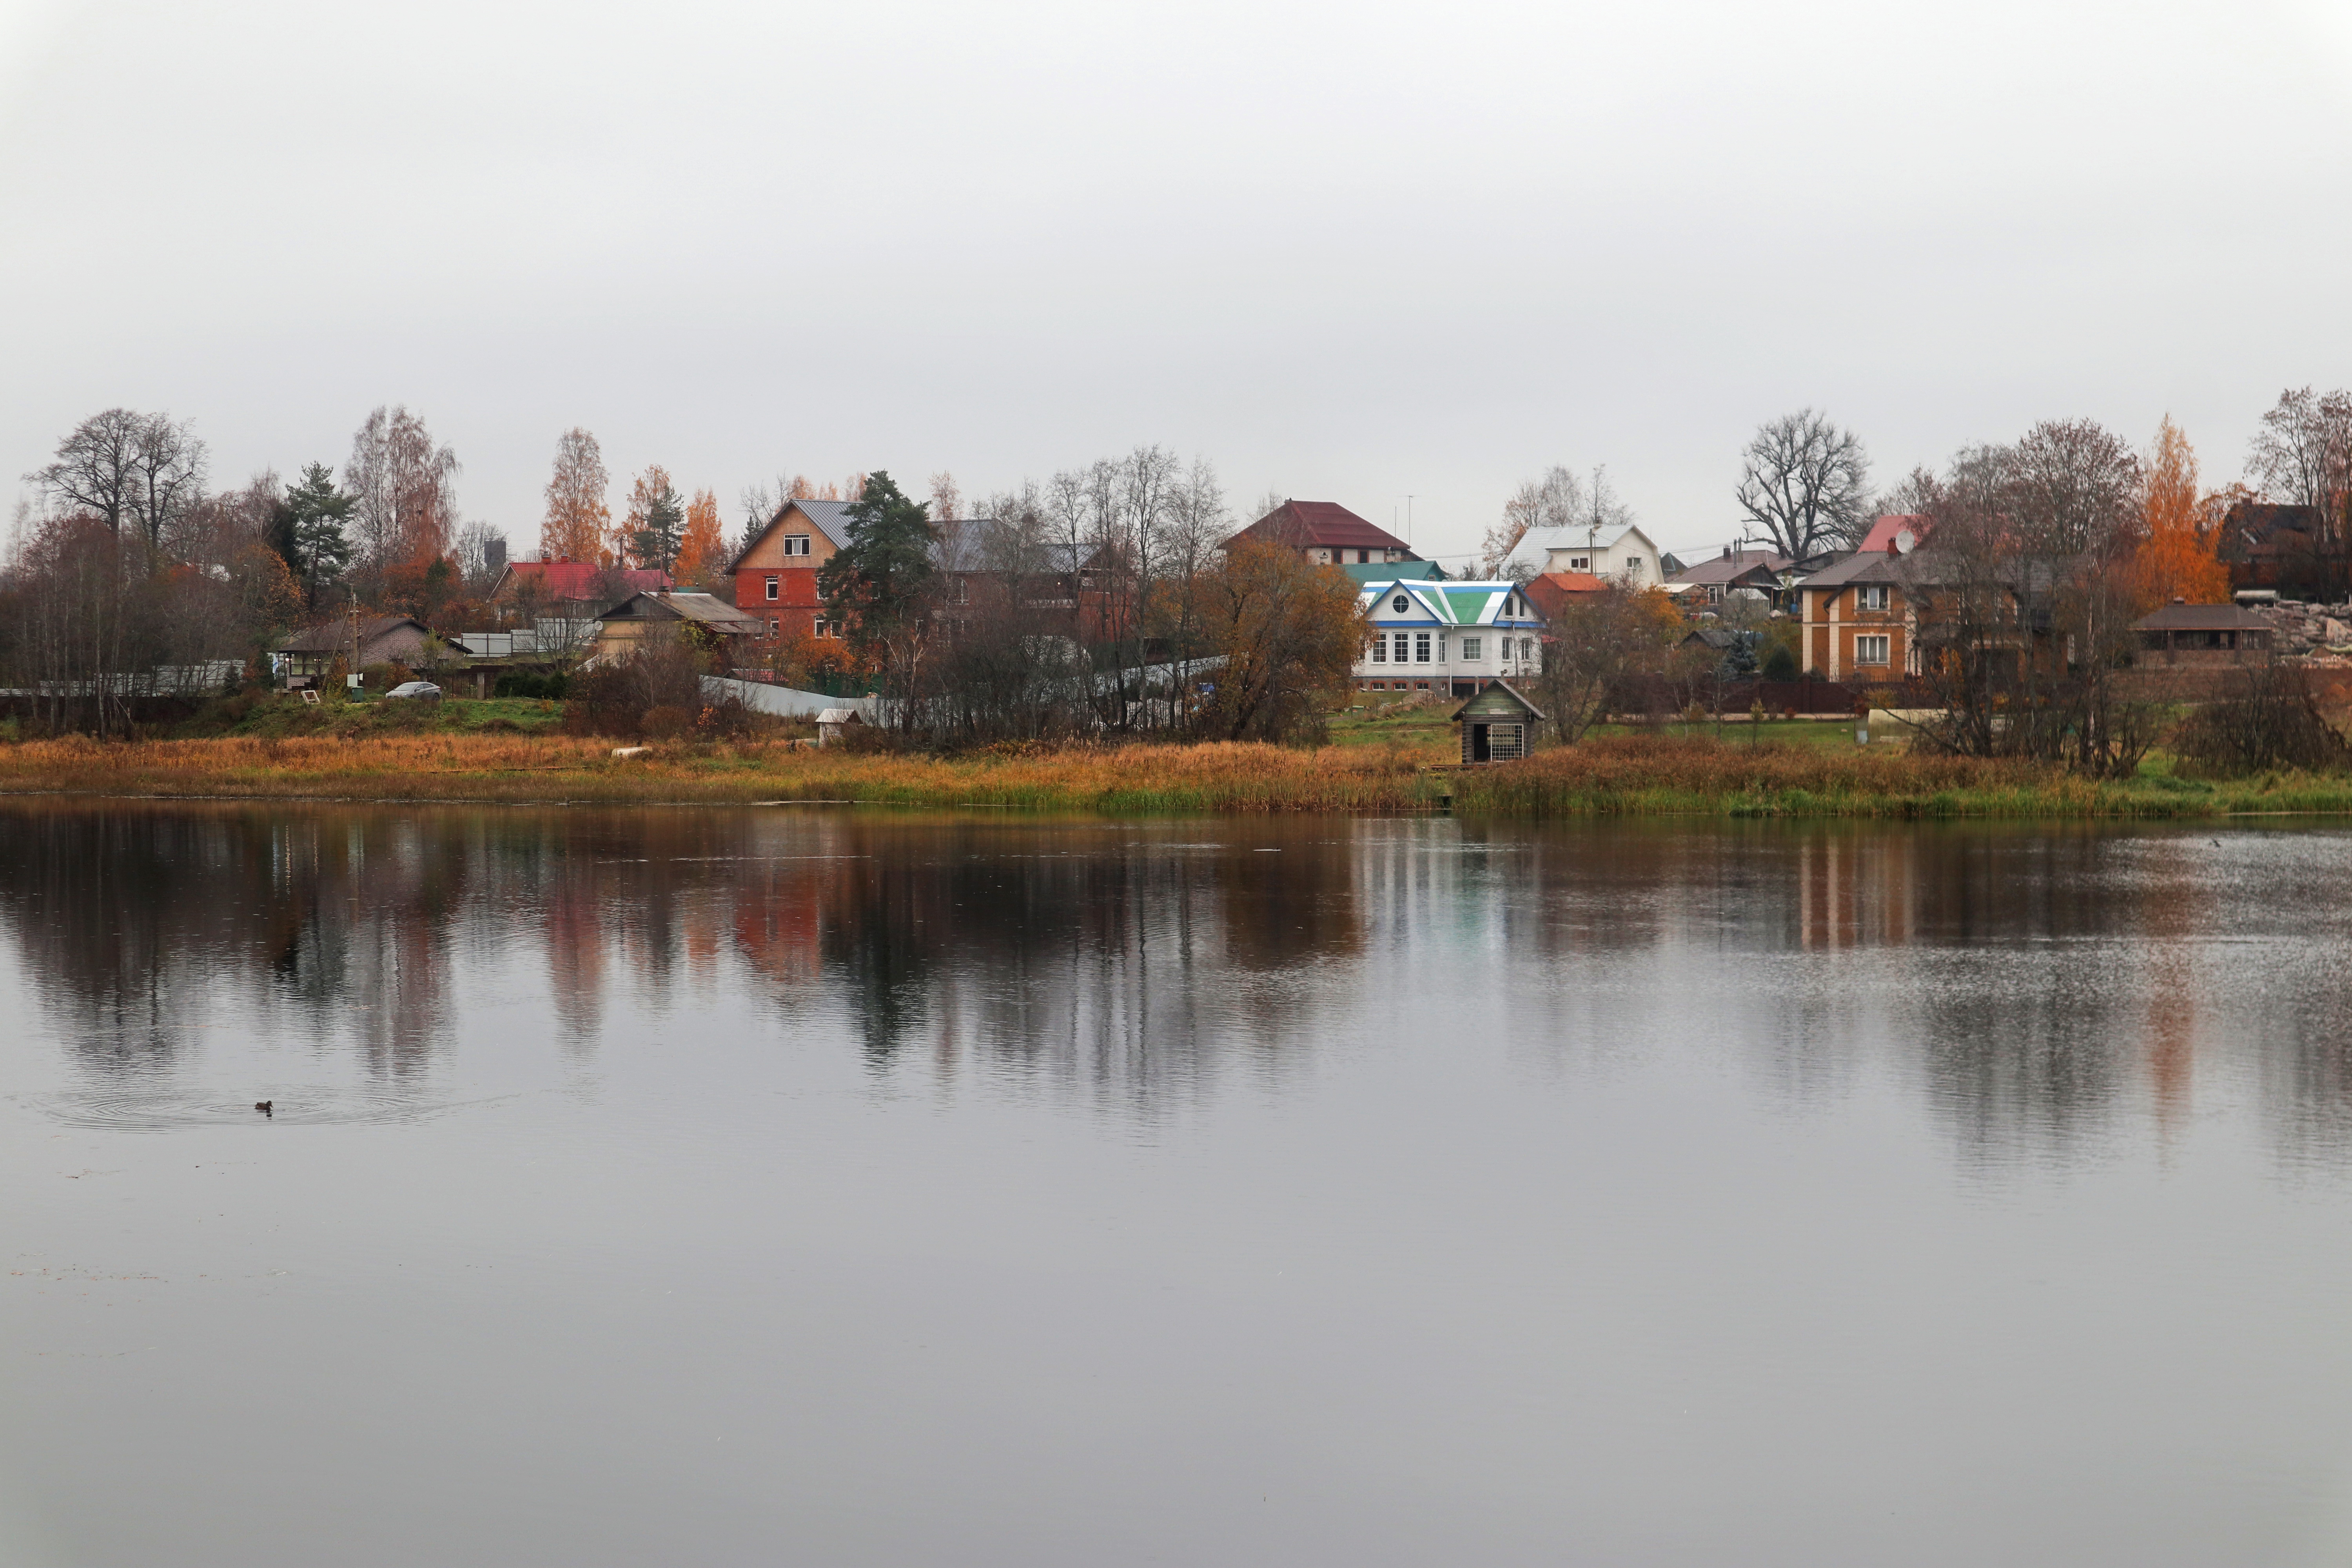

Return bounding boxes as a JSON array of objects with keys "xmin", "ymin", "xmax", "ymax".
[
  {"xmin": 1708, "ymin": 585, "xmax": 1722, "ymax": 604},
  {"xmin": 815, "ymin": 619, "xmax": 835, "ymax": 639},
  {"xmin": 784, "ymin": 534, "xmax": 811, "ymax": 557},
  {"xmin": 768, "ymin": 619, "xmax": 780, "ymax": 637},
  {"xmin": 1392, "ymin": 632, "xmax": 1410, "ymax": 662},
  {"xmin": 1371, "ymin": 637, "xmax": 1386, "ymax": 663},
  {"xmin": 1414, "ymin": 633, "xmax": 1431, "ymax": 663},
  {"xmin": 1392, "ymin": 594, "xmax": 1410, "ymax": 612},
  {"xmin": 1570, "ymin": 556, "xmax": 1590, "ymax": 571},
  {"xmin": 765, "ymin": 576, "xmax": 779, "ymax": 601},
  {"xmin": 1522, "ymin": 638, "xmax": 1535, "ymax": 662},
  {"xmin": 1857, "ymin": 584, "xmax": 1890, "ymax": 612},
  {"xmin": 1462, "ymin": 637, "xmax": 1482, "ymax": 661},
  {"xmin": 1855, "ymin": 633, "xmax": 1890, "ymax": 665}
]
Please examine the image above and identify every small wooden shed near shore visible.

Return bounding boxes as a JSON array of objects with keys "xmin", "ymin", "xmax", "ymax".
[{"xmin": 1451, "ymin": 681, "xmax": 1544, "ymax": 764}]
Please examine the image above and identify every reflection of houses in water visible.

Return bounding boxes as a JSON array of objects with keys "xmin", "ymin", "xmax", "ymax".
[{"xmin": 1793, "ymin": 831, "xmax": 1918, "ymax": 951}]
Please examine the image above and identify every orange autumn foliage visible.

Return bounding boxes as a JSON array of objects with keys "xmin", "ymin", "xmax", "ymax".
[
  {"xmin": 675, "ymin": 487, "xmax": 725, "ymax": 586},
  {"xmin": 2132, "ymin": 416, "xmax": 2229, "ymax": 610}
]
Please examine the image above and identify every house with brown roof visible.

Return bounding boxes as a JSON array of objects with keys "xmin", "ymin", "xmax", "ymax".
[
  {"xmin": 274, "ymin": 615, "xmax": 437, "ymax": 688},
  {"xmin": 1796, "ymin": 550, "xmax": 1916, "ymax": 682},
  {"xmin": 1228, "ymin": 501, "xmax": 1418, "ymax": 568},
  {"xmin": 589, "ymin": 591, "xmax": 771, "ymax": 666},
  {"xmin": 2134, "ymin": 601, "xmax": 2274, "ymax": 665},
  {"xmin": 2217, "ymin": 501, "xmax": 2344, "ymax": 598},
  {"xmin": 1666, "ymin": 547, "xmax": 1803, "ymax": 610}
]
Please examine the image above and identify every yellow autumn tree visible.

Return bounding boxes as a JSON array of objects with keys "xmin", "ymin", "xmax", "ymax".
[
  {"xmin": 675, "ymin": 487, "xmax": 726, "ymax": 587},
  {"xmin": 2132, "ymin": 416, "xmax": 2229, "ymax": 610},
  {"xmin": 540, "ymin": 428, "xmax": 611, "ymax": 563}
]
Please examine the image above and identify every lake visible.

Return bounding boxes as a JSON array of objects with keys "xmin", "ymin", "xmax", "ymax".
[{"xmin": 4, "ymin": 803, "xmax": 2352, "ymax": 1565}]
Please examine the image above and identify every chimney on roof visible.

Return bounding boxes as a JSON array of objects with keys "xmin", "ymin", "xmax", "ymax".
[{"xmin": 1722, "ymin": 545, "xmax": 1730, "ymax": 559}]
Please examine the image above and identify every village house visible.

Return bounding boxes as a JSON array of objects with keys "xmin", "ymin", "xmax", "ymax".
[
  {"xmin": 1503, "ymin": 522, "xmax": 1664, "ymax": 586},
  {"xmin": 1228, "ymin": 500, "xmax": 1419, "ymax": 568},
  {"xmin": 2133, "ymin": 601, "xmax": 2275, "ymax": 665},
  {"xmin": 274, "ymin": 614, "xmax": 437, "ymax": 688},
  {"xmin": 1794, "ymin": 548, "xmax": 1915, "ymax": 682},
  {"xmin": 731, "ymin": 499, "xmax": 857, "ymax": 647},
  {"xmin": 1354, "ymin": 577, "xmax": 1545, "ymax": 699},
  {"xmin": 588, "ymin": 591, "xmax": 769, "ymax": 667},
  {"xmin": 1666, "ymin": 546, "xmax": 1812, "ymax": 611},
  {"xmin": 1522, "ymin": 569, "xmax": 1608, "ymax": 621}
]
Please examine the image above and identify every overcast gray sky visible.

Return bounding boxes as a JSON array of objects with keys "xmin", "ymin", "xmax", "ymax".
[{"xmin": 5, "ymin": 0, "xmax": 2350, "ymax": 568}]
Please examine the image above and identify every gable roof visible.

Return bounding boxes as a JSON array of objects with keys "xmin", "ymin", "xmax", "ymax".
[
  {"xmin": 492, "ymin": 561, "xmax": 671, "ymax": 602},
  {"xmin": 1359, "ymin": 578, "xmax": 1540, "ymax": 627},
  {"xmin": 1667, "ymin": 548, "xmax": 1794, "ymax": 587},
  {"xmin": 1233, "ymin": 501, "xmax": 1412, "ymax": 554},
  {"xmin": 728, "ymin": 499, "xmax": 862, "ymax": 573},
  {"xmin": 278, "ymin": 614, "xmax": 431, "ymax": 653},
  {"xmin": 1502, "ymin": 522, "xmax": 1657, "ymax": 576},
  {"xmin": 599, "ymin": 591, "xmax": 768, "ymax": 635},
  {"xmin": 1450, "ymin": 679, "xmax": 1546, "ymax": 723}
]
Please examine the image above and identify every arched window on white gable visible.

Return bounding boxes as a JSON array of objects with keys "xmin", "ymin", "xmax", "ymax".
[{"xmin": 1391, "ymin": 594, "xmax": 1410, "ymax": 613}]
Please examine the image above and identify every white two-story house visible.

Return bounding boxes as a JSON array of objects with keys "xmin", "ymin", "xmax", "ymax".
[
  {"xmin": 1502, "ymin": 522, "xmax": 1664, "ymax": 586},
  {"xmin": 1354, "ymin": 578, "xmax": 1546, "ymax": 699}
]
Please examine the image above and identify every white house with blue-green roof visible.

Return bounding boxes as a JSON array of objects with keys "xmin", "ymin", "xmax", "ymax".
[{"xmin": 1353, "ymin": 577, "xmax": 1546, "ymax": 699}]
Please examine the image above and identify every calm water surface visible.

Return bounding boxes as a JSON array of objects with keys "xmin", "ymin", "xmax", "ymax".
[{"xmin": 4, "ymin": 804, "xmax": 2352, "ymax": 1565}]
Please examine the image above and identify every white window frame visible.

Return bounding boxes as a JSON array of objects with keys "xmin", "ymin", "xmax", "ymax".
[
  {"xmin": 1855, "ymin": 633, "xmax": 1890, "ymax": 666},
  {"xmin": 1414, "ymin": 633, "xmax": 1431, "ymax": 663},
  {"xmin": 1370, "ymin": 637, "xmax": 1386, "ymax": 663},
  {"xmin": 1857, "ymin": 584, "xmax": 1890, "ymax": 612},
  {"xmin": 1462, "ymin": 637, "xmax": 1482, "ymax": 661},
  {"xmin": 784, "ymin": 534, "xmax": 811, "ymax": 557},
  {"xmin": 764, "ymin": 576, "xmax": 779, "ymax": 601}
]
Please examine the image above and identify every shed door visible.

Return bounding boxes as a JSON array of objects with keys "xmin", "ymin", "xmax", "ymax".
[{"xmin": 1470, "ymin": 723, "xmax": 1490, "ymax": 763}]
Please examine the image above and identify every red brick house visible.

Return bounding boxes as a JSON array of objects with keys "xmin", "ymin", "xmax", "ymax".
[
  {"xmin": 731, "ymin": 499, "xmax": 858, "ymax": 647},
  {"xmin": 1227, "ymin": 500, "xmax": 1417, "ymax": 568}
]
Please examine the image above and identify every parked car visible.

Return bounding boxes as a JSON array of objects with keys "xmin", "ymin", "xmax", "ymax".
[{"xmin": 386, "ymin": 681, "xmax": 442, "ymax": 701}]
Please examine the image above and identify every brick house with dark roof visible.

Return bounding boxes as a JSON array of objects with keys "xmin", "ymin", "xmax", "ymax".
[
  {"xmin": 731, "ymin": 499, "xmax": 860, "ymax": 646},
  {"xmin": 1228, "ymin": 501, "xmax": 1417, "ymax": 568}
]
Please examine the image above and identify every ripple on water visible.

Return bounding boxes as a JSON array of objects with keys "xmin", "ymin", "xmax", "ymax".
[{"xmin": 11, "ymin": 1086, "xmax": 510, "ymax": 1132}]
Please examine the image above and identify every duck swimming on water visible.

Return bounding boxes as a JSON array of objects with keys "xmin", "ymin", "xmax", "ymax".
[{"xmin": 254, "ymin": 1100, "xmax": 272, "ymax": 1116}]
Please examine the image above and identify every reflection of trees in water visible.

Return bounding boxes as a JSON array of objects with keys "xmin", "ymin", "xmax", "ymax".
[
  {"xmin": 0, "ymin": 806, "xmax": 464, "ymax": 1076},
  {"xmin": 11, "ymin": 805, "xmax": 2352, "ymax": 1161}
]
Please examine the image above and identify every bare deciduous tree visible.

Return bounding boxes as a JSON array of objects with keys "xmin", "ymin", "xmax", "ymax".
[
  {"xmin": 2246, "ymin": 385, "xmax": 2352, "ymax": 566},
  {"xmin": 127, "ymin": 413, "xmax": 207, "ymax": 548},
  {"xmin": 29, "ymin": 409, "xmax": 206, "ymax": 544},
  {"xmin": 1735, "ymin": 410, "xmax": 1872, "ymax": 559},
  {"xmin": 345, "ymin": 406, "xmax": 459, "ymax": 570}
]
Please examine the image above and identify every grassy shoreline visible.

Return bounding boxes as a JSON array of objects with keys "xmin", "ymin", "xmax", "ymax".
[{"xmin": 1, "ymin": 729, "xmax": 2348, "ymax": 817}]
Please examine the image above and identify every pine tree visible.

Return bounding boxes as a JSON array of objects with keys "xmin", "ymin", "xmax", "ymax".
[{"xmin": 284, "ymin": 461, "xmax": 355, "ymax": 607}]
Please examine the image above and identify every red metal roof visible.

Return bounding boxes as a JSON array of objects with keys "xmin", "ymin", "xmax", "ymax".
[
  {"xmin": 1234, "ymin": 501, "xmax": 1412, "ymax": 552},
  {"xmin": 1857, "ymin": 515, "xmax": 1930, "ymax": 554}
]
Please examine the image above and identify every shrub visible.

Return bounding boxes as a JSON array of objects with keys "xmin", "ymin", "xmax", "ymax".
[
  {"xmin": 2171, "ymin": 664, "xmax": 2349, "ymax": 777},
  {"xmin": 641, "ymin": 705, "xmax": 692, "ymax": 739},
  {"xmin": 494, "ymin": 671, "xmax": 571, "ymax": 700},
  {"xmin": 1761, "ymin": 644, "xmax": 1798, "ymax": 681}
]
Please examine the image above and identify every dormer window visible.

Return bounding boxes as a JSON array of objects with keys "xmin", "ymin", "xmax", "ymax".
[
  {"xmin": 784, "ymin": 534, "xmax": 811, "ymax": 557},
  {"xmin": 1392, "ymin": 594, "xmax": 1410, "ymax": 613}
]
